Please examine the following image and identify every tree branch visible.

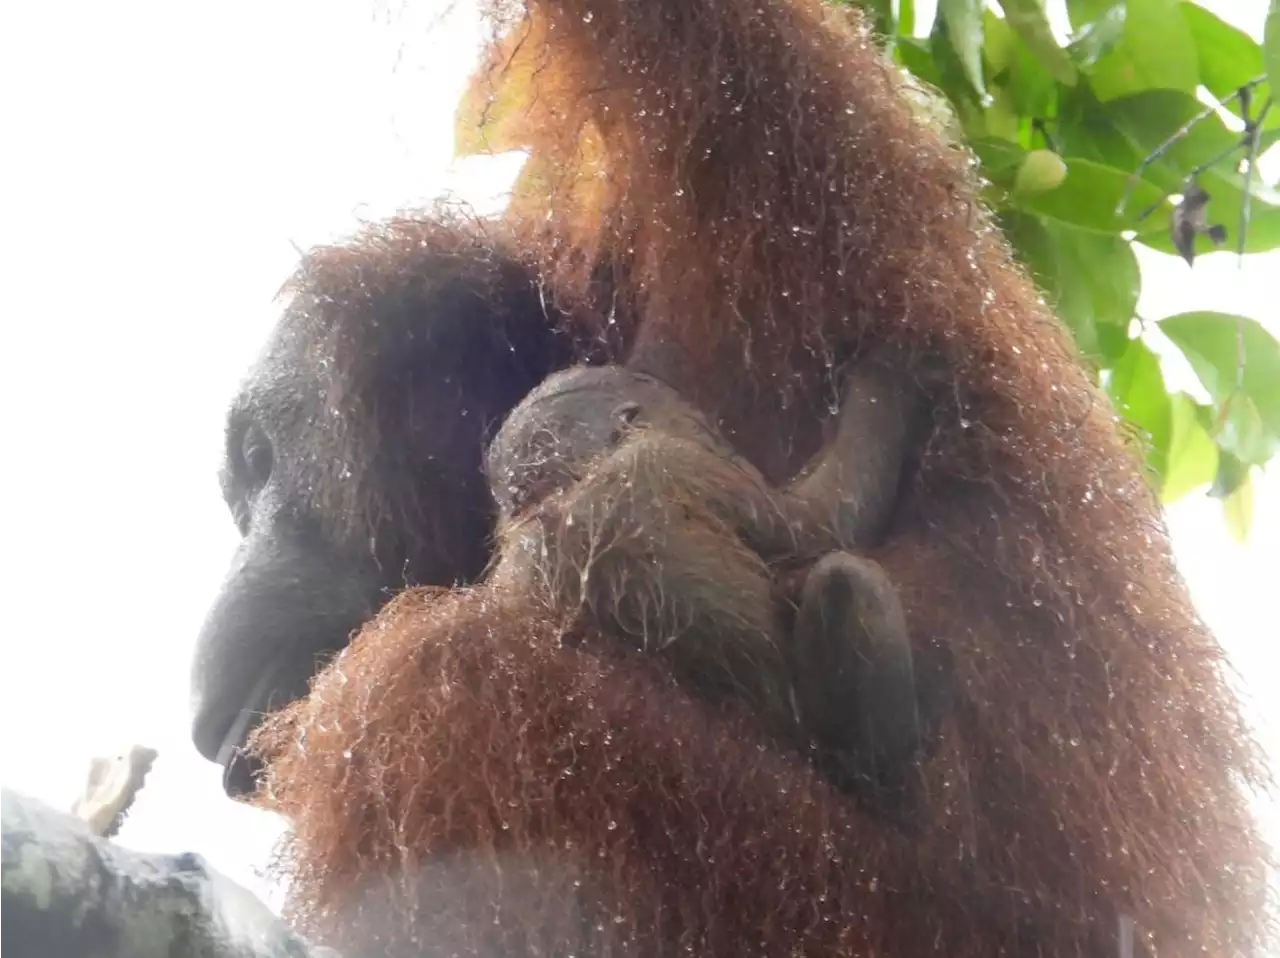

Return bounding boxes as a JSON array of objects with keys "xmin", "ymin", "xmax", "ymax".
[{"xmin": 1, "ymin": 788, "xmax": 335, "ymax": 958}]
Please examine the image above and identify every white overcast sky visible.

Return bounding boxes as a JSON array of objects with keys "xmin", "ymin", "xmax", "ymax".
[{"xmin": 1, "ymin": 0, "xmax": 1277, "ymax": 909}]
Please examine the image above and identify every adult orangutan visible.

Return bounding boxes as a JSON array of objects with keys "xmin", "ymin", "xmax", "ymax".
[{"xmin": 189, "ymin": 0, "xmax": 1275, "ymax": 954}]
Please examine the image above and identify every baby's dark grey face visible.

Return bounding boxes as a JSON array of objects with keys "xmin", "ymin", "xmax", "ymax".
[{"xmin": 486, "ymin": 365, "xmax": 712, "ymax": 518}]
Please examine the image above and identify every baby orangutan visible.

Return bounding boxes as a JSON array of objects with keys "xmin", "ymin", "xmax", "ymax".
[{"xmin": 485, "ymin": 363, "xmax": 922, "ymax": 802}]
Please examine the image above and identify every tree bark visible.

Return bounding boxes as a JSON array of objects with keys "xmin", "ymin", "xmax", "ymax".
[{"xmin": 1, "ymin": 788, "xmax": 335, "ymax": 958}]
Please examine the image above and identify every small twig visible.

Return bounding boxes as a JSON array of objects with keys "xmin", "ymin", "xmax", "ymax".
[
  {"xmin": 1031, "ymin": 117, "xmax": 1060, "ymax": 155},
  {"xmin": 1116, "ymin": 77, "xmax": 1266, "ymax": 218},
  {"xmin": 1232, "ymin": 96, "xmax": 1269, "ymax": 391}
]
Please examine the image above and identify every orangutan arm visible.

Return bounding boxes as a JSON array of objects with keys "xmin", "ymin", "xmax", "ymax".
[{"xmin": 779, "ymin": 361, "xmax": 923, "ymax": 551}]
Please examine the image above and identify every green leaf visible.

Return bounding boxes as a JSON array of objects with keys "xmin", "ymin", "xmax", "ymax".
[
  {"xmin": 1096, "ymin": 319, "xmax": 1134, "ymax": 366},
  {"xmin": 1082, "ymin": 0, "xmax": 1200, "ymax": 102},
  {"xmin": 1067, "ymin": 3, "xmax": 1126, "ymax": 67},
  {"xmin": 894, "ymin": 36, "xmax": 943, "ymax": 87},
  {"xmin": 1000, "ymin": 210, "xmax": 1058, "ymax": 296},
  {"xmin": 847, "ymin": 0, "xmax": 894, "ymax": 37},
  {"xmin": 1002, "ymin": 211, "xmax": 1140, "ymax": 361},
  {"xmin": 1108, "ymin": 336, "xmax": 1172, "ymax": 477},
  {"xmin": 1055, "ymin": 83, "xmax": 1144, "ymax": 170},
  {"xmin": 1014, "ymin": 156, "xmax": 1164, "ymax": 232},
  {"xmin": 1052, "ymin": 222, "xmax": 1140, "ymax": 329},
  {"xmin": 1066, "ymin": 0, "xmax": 1123, "ymax": 33},
  {"xmin": 1000, "ymin": 211, "xmax": 1095, "ymax": 351},
  {"xmin": 1163, "ymin": 392, "xmax": 1220, "ymax": 502},
  {"xmin": 979, "ymin": 86, "xmax": 1024, "ymax": 141},
  {"xmin": 1157, "ymin": 311, "xmax": 1280, "ymax": 449},
  {"xmin": 1221, "ymin": 468, "xmax": 1256, "ymax": 542},
  {"xmin": 938, "ymin": 0, "xmax": 987, "ymax": 98},
  {"xmin": 1137, "ymin": 202, "xmax": 1280, "ymax": 256},
  {"xmin": 1103, "ymin": 90, "xmax": 1238, "ymax": 183},
  {"xmin": 1209, "ymin": 449, "xmax": 1249, "ymax": 498},
  {"xmin": 900, "ymin": 74, "xmax": 966, "ymax": 140},
  {"xmin": 1102, "ymin": 90, "xmax": 1280, "ymax": 207},
  {"xmin": 972, "ymin": 136, "xmax": 1026, "ymax": 178},
  {"xmin": 1096, "ymin": 89, "xmax": 1280, "ymax": 253},
  {"xmin": 984, "ymin": 8, "xmax": 1017, "ymax": 76},
  {"xmin": 1218, "ymin": 393, "xmax": 1280, "ymax": 465},
  {"xmin": 900, "ymin": 0, "xmax": 916, "ymax": 37},
  {"xmin": 986, "ymin": 9, "xmax": 1059, "ymax": 119},
  {"xmin": 996, "ymin": 0, "xmax": 1078, "ymax": 86},
  {"xmin": 1267, "ymin": 1, "xmax": 1280, "ymax": 93},
  {"xmin": 1179, "ymin": 2, "xmax": 1265, "ymax": 102}
]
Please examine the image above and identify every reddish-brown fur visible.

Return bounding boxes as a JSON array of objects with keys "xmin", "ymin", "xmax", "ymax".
[{"xmin": 249, "ymin": 0, "xmax": 1275, "ymax": 954}]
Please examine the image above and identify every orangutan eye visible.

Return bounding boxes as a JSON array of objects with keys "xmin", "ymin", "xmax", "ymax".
[
  {"xmin": 613, "ymin": 402, "xmax": 642, "ymax": 427},
  {"xmin": 240, "ymin": 428, "xmax": 274, "ymax": 489}
]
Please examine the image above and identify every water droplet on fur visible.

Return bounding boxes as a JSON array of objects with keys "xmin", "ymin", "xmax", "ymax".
[
  {"xmin": 607, "ymin": 819, "xmax": 618, "ymax": 831},
  {"xmin": 582, "ymin": 11, "xmax": 592, "ymax": 21}
]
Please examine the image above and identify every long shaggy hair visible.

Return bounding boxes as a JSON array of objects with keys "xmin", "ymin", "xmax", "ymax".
[{"xmin": 250, "ymin": 0, "xmax": 1276, "ymax": 954}]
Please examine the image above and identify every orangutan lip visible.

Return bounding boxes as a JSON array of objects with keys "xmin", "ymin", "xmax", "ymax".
[
  {"xmin": 216, "ymin": 704, "xmax": 270, "ymax": 799},
  {"xmin": 222, "ymin": 748, "xmax": 264, "ymax": 799},
  {"xmin": 212, "ymin": 664, "xmax": 285, "ymax": 794},
  {"xmin": 214, "ymin": 703, "xmax": 262, "ymax": 770}
]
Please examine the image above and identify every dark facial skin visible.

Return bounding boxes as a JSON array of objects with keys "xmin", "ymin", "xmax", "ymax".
[{"xmin": 190, "ymin": 262, "xmax": 570, "ymax": 797}]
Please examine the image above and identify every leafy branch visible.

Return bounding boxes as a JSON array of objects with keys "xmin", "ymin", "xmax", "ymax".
[{"xmin": 860, "ymin": 0, "xmax": 1280, "ymax": 541}]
